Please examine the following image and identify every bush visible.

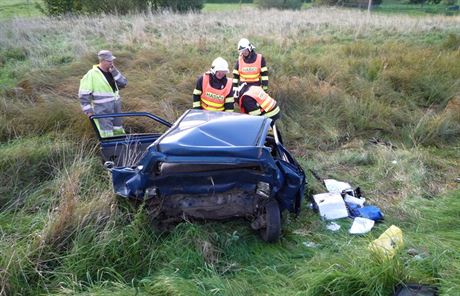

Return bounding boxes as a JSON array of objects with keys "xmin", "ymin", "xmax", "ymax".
[
  {"xmin": 205, "ymin": 0, "xmax": 252, "ymax": 3},
  {"xmin": 254, "ymin": 0, "xmax": 303, "ymax": 10},
  {"xmin": 39, "ymin": 0, "xmax": 204, "ymax": 16},
  {"xmin": 409, "ymin": 0, "xmax": 442, "ymax": 4},
  {"xmin": 37, "ymin": 0, "xmax": 83, "ymax": 16},
  {"xmin": 160, "ymin": 0, "xmax": 204, "ymax": 12},
  {"xmin": 314, "ymin": 0, "xmax": 382, "ymax": 7},
  {"xmin": 80, "ymin": 0, "xmax": 150, "ymax": 15}
]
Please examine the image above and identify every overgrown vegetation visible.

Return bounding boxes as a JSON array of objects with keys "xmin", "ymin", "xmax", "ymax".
[
  {"xmin": 254, "ymin": 0, "xmax": 304, "ymax": 9},
  {"xmin": 314, "ymin": 0, "xmax": 383, "ymax": 8},
  {"xmin": 0, "ymin": 6, "xmax": 459, "ymax": 295},
  {"xmin": 38, "ymin": 0, "xmax": 204, "ymax": 16}
]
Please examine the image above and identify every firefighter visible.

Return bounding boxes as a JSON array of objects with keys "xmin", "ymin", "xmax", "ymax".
[
  {"xmin": 233, "ymin": 38, "xmax": 268, "ymax": 96},
  {"xmin": 237, "ymin": 83, "xmax": 280, "ymax": 126},
  {"xmin": 192, "ymin": 57, "xmax": 234, "ymax": 112},
  {"xmin": 78, "ymin": 50, "xmax": 127, "ymax": 137}
]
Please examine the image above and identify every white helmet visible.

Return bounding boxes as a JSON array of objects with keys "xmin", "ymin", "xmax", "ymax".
[
  {"xmin": 238, "ymin": 38, "xmax": 254, "ymax": 52},
  {"xmin": 211, "ymin": 57, "xmax": 229, "ymax": 74}
]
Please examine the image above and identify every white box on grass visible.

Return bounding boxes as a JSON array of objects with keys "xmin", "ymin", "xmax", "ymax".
[{"xmin": 313, "ymin": 192, "xmax": 348, "ymax": 220}]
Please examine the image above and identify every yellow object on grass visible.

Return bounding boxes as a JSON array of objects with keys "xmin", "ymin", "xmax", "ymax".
[{"xmin": 369, "ymin": 225, "xmax": 403, "ymax": 259}]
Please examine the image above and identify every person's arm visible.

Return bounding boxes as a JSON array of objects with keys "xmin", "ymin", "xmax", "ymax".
[
  {"xmin": 232, "ymin": 60, "xmax": 240, "ymax": 94},
  {"xmin": 110, "ymin": 66, "xmax": 128, "ymax": 89},
  {"xmin": 261, "ymin": 56, "xmax": 268, "ymax": 91},
  {"xmin": 192, "ymin": 76, "xmax": 203, "ymax": 109},
  {"xmin": 78, "ymin": 71, "xmax": 94, "ymax": 116},
  {"xmin": 224, "ymin": 86, "xmax": 234, "ymax": 112},
  {"xmin": 241, "ymin": 95, "xmax": 261, "ymax": 116}
]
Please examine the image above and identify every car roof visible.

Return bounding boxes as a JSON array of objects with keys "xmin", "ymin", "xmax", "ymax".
[{"xmin": 156, "ymin": 110, "xmax": 271, "ymax": 154}]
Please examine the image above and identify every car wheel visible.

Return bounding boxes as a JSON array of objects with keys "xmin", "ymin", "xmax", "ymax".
[{"xmin": 260, "ymin": 199, "xmax": 281, "ymax": 243}]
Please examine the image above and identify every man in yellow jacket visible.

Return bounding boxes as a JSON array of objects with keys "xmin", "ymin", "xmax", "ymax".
[{"xmin": 78, "ymin": 50, "xmax": 128, "ymax": 137}]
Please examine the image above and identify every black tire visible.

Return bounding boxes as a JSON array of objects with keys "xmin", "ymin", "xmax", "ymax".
[{"xmin": 260, "ymin": 199, "xmax": 281, "ymax": 243}]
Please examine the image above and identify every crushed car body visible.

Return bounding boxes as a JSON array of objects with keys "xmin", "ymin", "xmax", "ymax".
[{"xmin": 91, "ymin": 110, "xmax": 306, "ymax": 242}]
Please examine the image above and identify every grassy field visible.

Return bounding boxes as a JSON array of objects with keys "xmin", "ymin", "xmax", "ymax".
[
  {"xmin": 374, "ymin": 0, "xmax": 460, "ymax": 16},
  {"xmin": 0, "ymin": 6, "xmax": 460, "ymax": 296},
  {"xmin": 0, "ymin": 0, "xmax": 41, "ymax": 19},
  {"xmin": 0, "ymin": 0, "xmax": 457, "ymax": 19}
]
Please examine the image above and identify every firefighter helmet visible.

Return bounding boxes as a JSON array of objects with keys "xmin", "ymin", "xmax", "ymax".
[
  {"xmin": 238, "ymin": 38, "xmax": 255, "ymax": 52},
  {"xmin": 211, "ymin": 57, "xmax": 229, "ymax": 74}
]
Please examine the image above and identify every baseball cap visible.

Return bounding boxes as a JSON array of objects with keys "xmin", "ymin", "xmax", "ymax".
[{"xmin": 97, "ymin": 50, "xmax": 116, "ymax": 61}]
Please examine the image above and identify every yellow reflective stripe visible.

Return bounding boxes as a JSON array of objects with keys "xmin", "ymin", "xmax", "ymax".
[
  {"xmin": 233, "ymin": 69, "xmax": 239, "ymax": 74},
  {"xmin": 193, "ymin": 101, "xmax": 201, "ymax": 107},
  {"xmin": 204, "ymin": 105, "xmax": 224, "ymax": 111},
  {"xmin": 225, "ymin": 110, "xmax": 234, "ymax": 112},
  {"xmin": 261, "ymin": 99, "xmax": 275, "ymax": 110},
  {"xmin": 262, "ymin": 86, "xmax": 268, "ymax": 90},
  {"xmin": 261, "ymin": 76, "xmax": 269, "ymax": 81},
  {"xmin": 264, "ymin": 106, "xmax": 280, "ymax": 118},
  {"xmin": 241, "ymin": 73, "xmax": 260, "ymax": 79},
  {"xmin": 261, "ymin": 66, "xmax": 268, "ymax": 72},
  {"xmin": 193, "ymin": 89, "xmax": 202, "ymax": 95},
  {"xmin": 232, "ymin": 79, "xmax": 239, "ymax": 83},
  {"xmin": 249, "ymin": 109, "xmax": 262, "ymax": 116},
  {"xmin": 201, "ymin": 98, "xmax": 224, "ymax": 108},
  {"xmin": 225, "ymin": 97, "xmax": 234, "ymax": 103}
]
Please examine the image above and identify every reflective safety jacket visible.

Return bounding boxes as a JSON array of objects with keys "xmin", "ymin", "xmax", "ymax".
[
  {"xmin": 199, "ymin": 73, "xmax": 233, "ymax": 111},
  {"xmin": 78, "ymin": 65, "xmax": 127, "ymax": 114},
  {"xmin": 239, "ymin": 86, "xmax": 280, "ymax": 119},
  {"xmin": 238, "ymin": 53, "xmax": 262, "ymax": 83}
]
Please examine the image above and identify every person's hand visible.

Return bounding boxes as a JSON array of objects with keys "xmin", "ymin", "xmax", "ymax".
[
  {"xmin": 85, "ymin": 112, "xmax": 94, "ymax": 117},
  {"xmin": 233, "ymin": 87, "xmax": 239, "ymax": 99}
]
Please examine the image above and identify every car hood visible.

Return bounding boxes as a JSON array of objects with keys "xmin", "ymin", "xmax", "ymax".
[{"xmin": 153, "ymin": 110, "xmax": 271, "ymax": 156}]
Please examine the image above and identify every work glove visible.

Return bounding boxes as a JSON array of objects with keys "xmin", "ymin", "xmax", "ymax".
[
  {"xmin": 233, "ymin": 87, "xmax": 239, "ymax": 99},
  {"xmin": 236, "ymin": 82, "xmax": 247, "ymax": 98}
]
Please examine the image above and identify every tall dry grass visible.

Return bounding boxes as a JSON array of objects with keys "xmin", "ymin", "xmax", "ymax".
[
  {"xmin": 0, "ymin": 8, "xmax": 459, "ymax": 69},
  {"xmin": 0, "ymin": 7, "xmax": 459, "ymax": 295}
]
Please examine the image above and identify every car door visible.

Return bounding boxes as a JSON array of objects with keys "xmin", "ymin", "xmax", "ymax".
[{"xmin": 89, "ymin": 112, "xmax": 172, "ymax": 167}]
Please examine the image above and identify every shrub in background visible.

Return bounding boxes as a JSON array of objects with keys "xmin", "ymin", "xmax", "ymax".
[
  {"xmin": 254, "ymin": 0, "xmax": 303, "ymax": 10},
  {"xmin": 80, "ymin": 0, "xmax": 150, "ymax": 15},
  {"xmin": 161, "ymin": 0, "xmax": 204, "ymax": 12},
  {"xmin": 39, "ymin": 0, "xmax": 204, "ymax": 16},
  {"xmin": 37, "ymin": 0, "xmax": 83, "ymax": 16},
  {"xmin": 205, "ymin": 0, "xmax": 252, "ymax": 2},
  {"xmin": 314, "ymin": 0, "xmax": 382, "ymax": 7},
  {"xmin": 409, "ymin": 0, "xmax": 442, "ymax": 4}
]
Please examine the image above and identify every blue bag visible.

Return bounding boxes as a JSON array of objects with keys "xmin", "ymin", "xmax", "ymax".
[
  {"xmin": 357, "ymin": 205, "xmax": 384, "ymax": 221},
  {"xmin": 347, "ymin": 203, "xmax": 361, "ymax": 218}
]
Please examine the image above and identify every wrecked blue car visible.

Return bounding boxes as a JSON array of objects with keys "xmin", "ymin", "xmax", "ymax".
[{"xmin": 91, "ymin": 110, "xmax": 305, "ymax": 242}]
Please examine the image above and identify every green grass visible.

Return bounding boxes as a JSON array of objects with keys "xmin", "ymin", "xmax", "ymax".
[
  {"xmin": 0, "ymin": 0, "xmax": 457, "ymax": 20},
  {"xmin": 0, "ymin": 0, "xmax": 41, "ymax": 19},
  {"xmin": 0, "ymin": 7, "xmax": 459, "ymax": 296},
  {"xmin": 3, "ymin": 186, "xmax": 458, "ymax": 294},
  {"xmin": 203, "ymin": 3, "xmax": 254, "ymax": 12},
  {"xmin": 374, "ymin": 0, "xmax": 459, "ymax": 16}
]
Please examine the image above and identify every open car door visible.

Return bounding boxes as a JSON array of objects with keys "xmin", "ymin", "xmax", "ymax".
[{"xmin": 89, "ymin": 112, "xmax": 172, "ymax": 167}]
